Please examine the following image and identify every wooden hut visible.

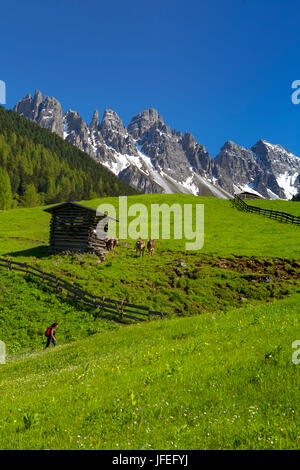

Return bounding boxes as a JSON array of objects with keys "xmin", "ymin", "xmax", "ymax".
[
  {"xmin": 44, "ymin": 202, "xmax": 117, "ymax": 257},
  {"xmin": 237, "ymin": 191, "xmax": 263, "ymax": 200}
]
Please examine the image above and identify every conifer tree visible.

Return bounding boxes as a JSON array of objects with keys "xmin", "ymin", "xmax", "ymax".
[
  {"xmin": 0, "ymin": 106, "xmax": 138, "ymax": 209},
  {"xmin": 21, "ymin": 184, "xmax": 40, "ymax": 207},
  {"xmin": 0, "ymin": 168, "xmax": 13, "ymax": 210}
]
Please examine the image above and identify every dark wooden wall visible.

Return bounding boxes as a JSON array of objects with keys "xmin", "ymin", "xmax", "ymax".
[
  {"xmin": 49, "ymin": 205, "xmax": 106, "ymax": 255},
  {"xmin": 239, "ymin": 192, "xmax": 262, "ymax": 200}
]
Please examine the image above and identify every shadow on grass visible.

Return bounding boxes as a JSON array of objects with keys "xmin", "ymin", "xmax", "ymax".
[
  {"xmin": 5, "ymin": 245, "xmax": 50, "ymax": 258},
  {"xmin": 24, "ymin": 275, "xmax": 133, "ymax": 325}
]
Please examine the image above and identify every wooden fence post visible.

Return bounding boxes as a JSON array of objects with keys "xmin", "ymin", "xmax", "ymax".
[
  {"xmin": 233, "ymin": 195, "xmax": 300, "ymax": 226},
  {"xmin": 0, "ymin": 258, "xmax": 168, "ymax": 322}
]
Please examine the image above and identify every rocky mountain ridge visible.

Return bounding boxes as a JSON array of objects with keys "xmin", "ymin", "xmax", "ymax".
[{"xmin": 13, "ymin": 91, "xmax": 300, "ymax": 200}]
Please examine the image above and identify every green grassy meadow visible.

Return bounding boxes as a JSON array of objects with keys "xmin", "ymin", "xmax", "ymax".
[
  {"xmin": 246, "ymin": 197, "xmax": 300, "ymax": 216},
  {"xmin": 0, "ymin": 194, "xmax": 299, "ymax": 449},
  {"xmin": 0, "ymin": 195, "xmax": 299, "ymax": 258},
  {"xmin": 0, "ymin": 295, "xmax": 300, "ymax": 450}
]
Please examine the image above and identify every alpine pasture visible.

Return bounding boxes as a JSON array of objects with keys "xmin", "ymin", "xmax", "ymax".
[{"xmin": 0, "ymin": 194, "xmax": 299, "ymax": 449}]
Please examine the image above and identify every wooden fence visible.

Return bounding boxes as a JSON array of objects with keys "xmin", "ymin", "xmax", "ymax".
[
  {"xmin": 233, "ymin": 195, "xmax": 300, "ymax": 226},
  {"xmin": 0, "ymin": 257, "xmax": 166, "ymax": 322}
]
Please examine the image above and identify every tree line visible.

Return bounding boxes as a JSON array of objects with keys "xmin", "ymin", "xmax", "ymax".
[{"xmin": 0, "ymin": 107, "xmax": 137, "ymax": 209}]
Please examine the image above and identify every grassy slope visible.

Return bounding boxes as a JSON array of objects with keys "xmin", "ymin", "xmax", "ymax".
[
  {"xmin": 0, "ymin": 295, "xmax": 299, "ymax": 450},
  {"xmin": 0, "ymin": 195, "xmax": 298, "ymax": 350},
  {"xmin": 246, "ymin": 198, "xmax": 300, "ymax": 216},
  {"xmin": 0, "ymin": 270, "xmax": 119, "ymax": 354},
  {"xmin": 0, "ymin": 195, "xmax": 299, "ymax": 348},
  {"xmin": 0, "ymin": 195, "xmax": 299, "ymax": 258},
  {"xmin": 0, "ymin": 195, "xmax": 299, "ymax": 449}
]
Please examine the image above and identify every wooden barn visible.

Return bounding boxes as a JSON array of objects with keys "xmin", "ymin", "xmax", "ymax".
[
  {"xmin": 237, "ymin": 191, "xmax": 263, "ymax": 200},
  {"xmin": 44, "ymin": 202, "xmax": 117, "ymax": 257}
]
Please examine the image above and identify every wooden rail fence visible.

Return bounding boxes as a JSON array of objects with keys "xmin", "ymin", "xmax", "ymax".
[
  {"xmin": 233, "ymin": 195, "xmax": 300, "ymax": 226},
  {"xmin": 0, "ymin": 257, "xmax": 167, "ymax": 322}
]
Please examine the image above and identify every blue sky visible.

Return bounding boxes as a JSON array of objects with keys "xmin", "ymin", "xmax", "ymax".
[{"xmin": 1, "ymin": 0, "xmax": 300, "ymax": 157}]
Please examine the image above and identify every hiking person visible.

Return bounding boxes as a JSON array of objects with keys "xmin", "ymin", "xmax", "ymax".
[{"xmin": 44, "ymin": 322, "xmax": 58, "ymax": 349}]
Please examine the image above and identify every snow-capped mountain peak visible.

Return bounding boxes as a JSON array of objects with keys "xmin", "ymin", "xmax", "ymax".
[{"xmin": 13, "ymin": 91, "xmax": 300, "ymax": 200}]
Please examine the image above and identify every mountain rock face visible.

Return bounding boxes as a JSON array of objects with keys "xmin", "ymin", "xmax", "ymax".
[
  {"xmin": 100, "ymin": 109, "xmax": 139, "ymax": 156},
  {"xmin": 14, "ymin": 90, "xmax": 64, "ymax": 138},
  {"xmin": 212, "ymin": 140, "xmax": 300, "ymax": 199},
  {"xmin": 13, "ymin": 91, "xmax": 300, "ymax": 199},
  {"xmin": 63, "ymin": 110, "xmax": 93, "ymax": 154}
]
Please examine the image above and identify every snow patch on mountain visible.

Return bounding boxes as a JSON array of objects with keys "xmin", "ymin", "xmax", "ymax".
[
  {"xmin": 13, "ymin": 91, "xmax": 300, "ymax": 200},
  {"xmin": 195, "ymin": 174, "xmax": 230, "ymax": 199},
  {"xmin": 233, "ymin": 183, "xmax": 263, "ymax": 198},
  {"xmin": 276, "ymin": 171, "xmax": 299, "ymax": 199}
]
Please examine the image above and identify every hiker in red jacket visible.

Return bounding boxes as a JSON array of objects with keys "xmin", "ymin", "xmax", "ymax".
[{"xmin": 44, "ymin": 323, "xmax": 58, "ymax": 349}]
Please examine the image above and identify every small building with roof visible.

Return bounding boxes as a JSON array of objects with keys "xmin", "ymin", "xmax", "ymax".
[
  {"xmin": 44, "ymin": 202, "xmax": 117, "ymax": 257},
  {"xmin": 237, "ymin": 191, "xmax": 263, "ymax": 200}
]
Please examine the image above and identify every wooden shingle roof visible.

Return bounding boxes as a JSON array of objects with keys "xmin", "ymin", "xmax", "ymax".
[{"xmin": 44, "ymin": 201, "xmax": 118, "ymax": 221}]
